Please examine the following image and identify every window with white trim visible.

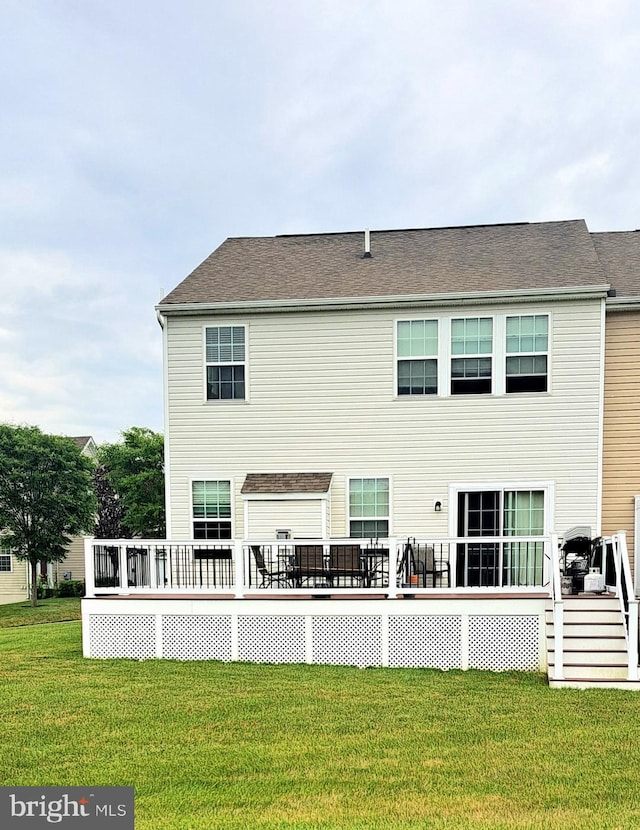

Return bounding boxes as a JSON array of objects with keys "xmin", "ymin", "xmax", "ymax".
[
  {"xmin": 451, "ymin": 317, "xmax": 493, "ymax": 395},
  {"xmin": 0, "ymin": 545, "xmax": 11, "ymax": 572},
  {"xmin": 349, "ymin": 478, "xmax": 389, "ymax": 538},
  {"xmin": 205, "ymin": 326, "xmax": 245, "ymax": 400},
  {"xmin": 192, "ymin": 480, "xmax": 232, "ymax": 539},
  {"xmin": 397, "ymin": 320, "xmax": 438, "ymax": 395},
  {"xmin": 505, "ymin": 315, "xmax": 548, "ymax": 393}
]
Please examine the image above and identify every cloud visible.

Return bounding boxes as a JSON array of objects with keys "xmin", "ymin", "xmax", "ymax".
[{"xmin": 2, "ymin": 0, "xmax": 640, "ymax": 441}]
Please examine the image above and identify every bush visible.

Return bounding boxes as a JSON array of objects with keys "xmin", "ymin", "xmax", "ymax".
[{"xmin": 56, "ymin": 580, "xmax": 85, "ymax": 598}]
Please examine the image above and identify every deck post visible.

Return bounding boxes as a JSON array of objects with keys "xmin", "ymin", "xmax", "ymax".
[
  {"xmin": 387, "ymin": 538, "xmax": 399, "ymax": 598},
  {"xmin": 118, "ymin": 544, "xmax": 128, "ymax": 593},
  {"xmin": 84, "ymin": 537, "xmax": 95, "ymax": 598},
  {"xmin": 628, "ymin": 599, "xmax": 639, "ymax": 681},
  {"xmin": 234, "ymin": 539, "xmax": 245, "ymax": 598},
  {"xmin": 550, "ymin": 533, "xmax": 564, "ymax": 680}
]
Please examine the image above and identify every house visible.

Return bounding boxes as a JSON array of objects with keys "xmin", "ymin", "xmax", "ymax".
[
  {"xmin": 81, "ymin": 220, "xmax": 639, "ymax": 688},
  {"xmin": 594, "ymin": 231, "xmax": 640, "ymax": 593},
  {"xmin": 0, "ymin": 434, "xmax": 97, "ymax": 604}
]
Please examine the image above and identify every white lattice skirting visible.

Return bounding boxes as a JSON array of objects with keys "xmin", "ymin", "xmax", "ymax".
[{"xmin": 83, "ymin": 598, "xmax": 547, "ymax": 672}]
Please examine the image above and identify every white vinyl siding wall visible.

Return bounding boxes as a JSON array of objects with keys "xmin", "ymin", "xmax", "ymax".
[
  {"xmin": 164, "ymin": 299, "xmax": 603, "ymax": 540},
  {"xmin": 245, "ymin": 498, "xmax": 328, "ymax": 540}
]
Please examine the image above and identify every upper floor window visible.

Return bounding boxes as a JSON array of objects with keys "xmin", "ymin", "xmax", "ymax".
[
  {"xmin": 192, "ymin": 480, "xmax": 232, "ymax": 539},
  {"xmin": 205, "ymin": 326, "xmax": 245, "ymax": 400},
  {"xmin": 505, "ymin": 315, "xmax": 548, "ymax": 393},
  {"xmin": 397, "ymin": 320, "xmax": 438, "ymax": 395},
  {"xmin": 349, "ymin": 477, "xmax": 389, "ymax": 538},
  {"xmin": 451, "ymin": 317, "xmax": 493, "ymax": 395}
]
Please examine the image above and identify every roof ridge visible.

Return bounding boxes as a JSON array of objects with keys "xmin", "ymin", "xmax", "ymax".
[{"xmin": 272, "ymin": 219, "xmax": 588, "ymax": 240}]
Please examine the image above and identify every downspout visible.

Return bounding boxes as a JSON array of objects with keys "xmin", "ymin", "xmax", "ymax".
[
  {"xmin": 635, "ymin": 496, "xmax": 640, "ymax": 597},
  {"xmin": 596, "ymin": 297, "xmax": 606, "ymax": 536},
  {"xmin": 156, "ymin": 310, "xmax": 172, "ymax": 539}
]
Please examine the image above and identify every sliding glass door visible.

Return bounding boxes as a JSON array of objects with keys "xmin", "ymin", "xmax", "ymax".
[{"xmin": 456, "ymin": 489, "xmax": 545, "ymax": 587}]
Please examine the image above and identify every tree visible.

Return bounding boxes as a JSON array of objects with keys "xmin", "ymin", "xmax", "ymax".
[
  {"xmin": 0, "ymin": 424, "xmax": 96, "ymax": 607},
  {"xmin": 97, "ymin": 427, "xmax": 165, "ymax": 538},
  {"xmin": 93, "ymin": 463, "xmax": 130, "ymax": 539}
]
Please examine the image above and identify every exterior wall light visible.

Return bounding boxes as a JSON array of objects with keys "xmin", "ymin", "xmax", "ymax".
[{"xmin": 434, "ymin": 500, "xmax": 443, "ymax": 512}]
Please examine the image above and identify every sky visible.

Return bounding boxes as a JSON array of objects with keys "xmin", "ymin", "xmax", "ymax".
[{"xmin": 2, "ymin": 0, "xmax": 639, "ymax": 443}]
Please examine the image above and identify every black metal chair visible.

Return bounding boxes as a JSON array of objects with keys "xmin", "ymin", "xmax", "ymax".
[
  {"xmin": 401, "ymin": 539, "xmax": 450, "ymax": 588},
  {"xmin": 292, "ymin": 545, "xmax": 328, "ymax": 587},
  {"xmin": 250, "ymin": 545, "xmax": 292, "ymax": 588},
  {"xmin": 328, "ymin": 545, "xmax": 367, "ymax": 587}
]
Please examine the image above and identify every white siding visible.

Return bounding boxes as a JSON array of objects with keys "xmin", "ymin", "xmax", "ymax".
[
  {"xmin": 53, "ymin": 536, "xmax": 86, "ymax": 583},
  {"xmin": 245, "ymin": 499, "xmax": 327, "ymax": 539},
  {"xmin": 0, "ymin": 553, "xmax": 28, "ymax": 602},
  {"xmin": 165, "ymin": 299, "xmax": 603, "ymax": 540}
]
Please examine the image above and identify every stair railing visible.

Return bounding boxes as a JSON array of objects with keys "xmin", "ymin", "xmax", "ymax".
[
  {"xmin": 549, "ymin": 532, "xmax": 564, "ymax": 680},
  {"xmin": 610, "ymin": 532, "xmax": 639, "ymax": 681}
]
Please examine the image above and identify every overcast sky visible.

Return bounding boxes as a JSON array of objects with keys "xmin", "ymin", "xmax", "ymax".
[{"xmin": 2, "ymin": 0, "xmax": 639, "ymax": 443}]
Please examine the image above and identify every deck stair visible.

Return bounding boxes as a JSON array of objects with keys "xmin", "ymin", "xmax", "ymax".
[{"xmin": 546, "ymin": 594, "xmax": 640, "ymax": 690}]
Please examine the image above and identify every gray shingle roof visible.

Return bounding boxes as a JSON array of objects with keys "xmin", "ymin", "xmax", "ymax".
[
  {"xmin": 160, "ymin": 220, "xmax": 609, "ymax": 307},
  {"xmin": 241, "ymin": 473, "xmax": 333, "ymax": 495},
  {"xmin": 591, "ymin": 231, "xmax": 640, "ymax": 299}
]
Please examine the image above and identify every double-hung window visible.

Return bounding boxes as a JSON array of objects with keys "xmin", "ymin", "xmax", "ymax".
[
  {"xmin": 192, "ymin": 480, "xmax": 232, "ymax": 539},
  {"xmin": 0, "ymin": 545, "xmax": 11, "ymax": 572},
  {"xmin": 451, "ymin": 317, "xmax": 493, "ymax": 394},
  {"xmin": 205, "ymin": 326, "xmax": 245, "ymax": 400},
  {"xmin": 349, "ymin": 478, "xmax": 389, "ymax": 538},
  {"xmin": 505, "ymin": 315, "xmax": 548, "ymax": 393},
  {"xmin": 397, "ymin": 320, "xmax": 438, "ymax": 395}
]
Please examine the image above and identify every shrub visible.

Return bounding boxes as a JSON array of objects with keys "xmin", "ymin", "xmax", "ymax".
[{"xmin": 56, "ymin": 580, "xmax": 85, "ymax": 598}]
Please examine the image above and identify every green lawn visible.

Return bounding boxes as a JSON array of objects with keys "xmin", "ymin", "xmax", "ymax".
[
  {"xmin": 1, "ymin": 622, "xmax": 640, "ymax": 829},
  {"xmin": 0, "ymin": 597, "xmax": 81, "ymax": 627}
]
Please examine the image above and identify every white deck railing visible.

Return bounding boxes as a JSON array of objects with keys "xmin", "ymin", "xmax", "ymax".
[
  {"xmin": 610, "ymin": 532, "xmax": 639, "ymax": 681},
  {"xmin": 549, "ymin": 531, "xmax": 639, "ymax": 682},
  {"xmin": 84, "ymin": 535, "xmax": 555, "ymax": 599}
]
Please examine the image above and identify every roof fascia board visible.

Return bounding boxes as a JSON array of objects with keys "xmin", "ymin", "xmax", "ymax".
[
  {"xmin": 606, "ymin": 297, "xmax": 640, "ymax": 311},
  {"xmin": 241, "ymin": 492, "xmax": 329, "ymax": 501},
  {"xmin": 157, "ymin": 284, "xmax": 610, "ymax": 316}
]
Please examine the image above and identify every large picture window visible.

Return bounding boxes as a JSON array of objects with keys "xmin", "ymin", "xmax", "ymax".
[
  {"xmin": 451, "ymin": 317, "xmax": 493, "ymax": 395},
  {"xmin": 349, "ymin": 478, "xmax": 389, "ymax": 538},
  {"xmin": 505, "ymin": 315, "xmax": 548, "ymax": 393},
  {"xmin": 205, "ymin": 326, "xmax": 245, "ymax": 400},
  {"xmin": 192, "ymin": 480, "xmax": 232, "ymax": 539},
  {"xmin": 397, "ymin": 320, "xmax": 438, "ymax": 395}
]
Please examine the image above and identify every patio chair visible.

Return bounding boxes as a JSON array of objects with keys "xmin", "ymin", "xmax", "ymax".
[
  {"xmin": 328, "ymin": 545, "xmax": 367, "ymax": 588},
  {"xmin": 250, "ymin": 545, "xmax": 292, "ymax": 588},
  {"xmin": 292, "ymin": 545, "xmax": 328, "ymax": 587},
  {"xmin": 413, "ymin": 542, "xmax": 450, "ymax": 587}
]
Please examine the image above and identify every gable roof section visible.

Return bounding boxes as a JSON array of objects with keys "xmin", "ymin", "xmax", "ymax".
[
  {"xmin": 241, "ymin": 473, "xmax": 333, "ymax": 495},
  {"xmin": 159, "ymin": 220, "xmax": 608, "ymax": 310},
  {"xmin": 591, "ymin": 230, "xmax": 640, "ymax": 301}
]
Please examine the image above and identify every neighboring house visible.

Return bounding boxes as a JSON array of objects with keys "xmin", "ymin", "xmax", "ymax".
[
  {"xmin": 0, "ymin": 434, "xmax": 97, "ymax": 604},
  {"xmin": 593, "ymin": 231, "xmax": 640, "ymax": 591},
  {"xmin": 82, "ymin": 220, "xmax": 639, "ymax": 688},
  {"xmin": 0, "ymin": 541, "xmax": 28, "ymax": 605}
]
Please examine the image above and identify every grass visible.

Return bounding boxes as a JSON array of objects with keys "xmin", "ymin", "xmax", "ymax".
[
  {"xmin": 1, "ymin": 622, "xmax": 640, "ymax": 829},
  {"xmin": 0, "ymin": 597, "xmax": 81, "ymax": 627}
]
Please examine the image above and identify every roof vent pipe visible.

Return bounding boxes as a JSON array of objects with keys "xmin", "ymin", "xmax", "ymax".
[{"xmin": 362, "ymin": 228, "xmax": 372, "ymax": 259}]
